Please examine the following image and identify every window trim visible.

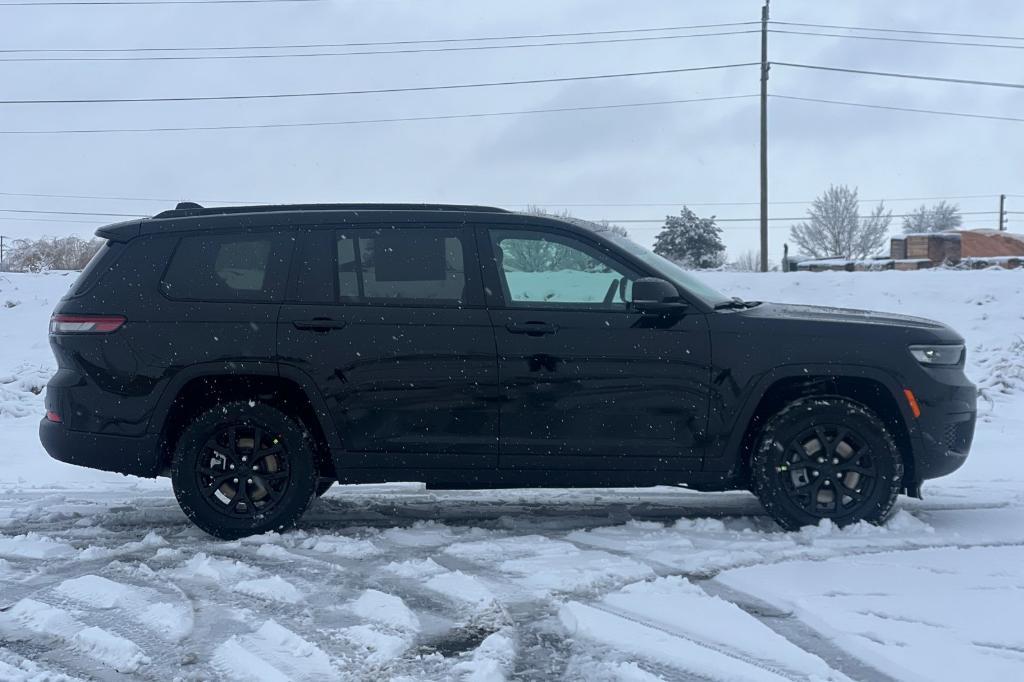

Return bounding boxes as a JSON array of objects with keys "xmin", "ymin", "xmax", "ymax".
[{"xmin": 481, "ymin": 226, "xmax": 644, "ymax": 312}]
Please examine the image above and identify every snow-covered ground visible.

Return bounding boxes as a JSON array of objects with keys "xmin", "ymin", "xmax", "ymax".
[{"xmin": 1, "ymin": 268, "xmax": 1023, "ymax": 681}]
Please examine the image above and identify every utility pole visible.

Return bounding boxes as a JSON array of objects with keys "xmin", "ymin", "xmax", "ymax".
[
  {"xmin": 759, "ymin": 0, "xmax": 771, "ymax": 272},
  {"xmin": 998, "ymin": 193, "xmax": 1006, "ymax": 231}
]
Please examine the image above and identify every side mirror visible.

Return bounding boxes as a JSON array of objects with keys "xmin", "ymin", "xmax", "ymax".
[{"xmin": 630, "ymin": 277, "xmax": 688, "ymax": 312}]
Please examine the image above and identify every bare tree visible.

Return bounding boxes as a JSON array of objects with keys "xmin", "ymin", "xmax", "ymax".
[
  {"xmin": 507, "ymin": 205, "xmax": 604, "ymax": 272},
  {"xmin": 728, "ymin": 250, "xmax": 761, "ymax": 272},
  {"xmin": 789, "ymin": 185, "xmax": 892, "ymax": 259},
  {"xmin": 597, "ymin": 221, "xmax": 630, "ymax": 239},
  {"xmin": 902, "ymin": 201, "xmax": 963, "ymax": 234},
  {"xmin": 5, "ymin": 236, "xmax": 103, "ymax": 272}
]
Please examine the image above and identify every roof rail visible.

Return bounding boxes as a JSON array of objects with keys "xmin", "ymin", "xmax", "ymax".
[{"xmin": 152, "ymin": 202, "xmax": 509, "ymax": 219}]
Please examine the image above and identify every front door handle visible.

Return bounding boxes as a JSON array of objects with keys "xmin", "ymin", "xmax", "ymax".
[
  {"xmin": 293, "ymin": 317, "xmax": 347, "ymax": 332},
  {"xmin": 505, "ymin": 321, "xmax": 558, "ymax": 336}
]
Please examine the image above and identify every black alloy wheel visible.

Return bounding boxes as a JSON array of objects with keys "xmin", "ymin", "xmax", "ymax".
[
  {"xmin": 196, "ymin": 424, "xmax": 291, "ymax": 519},
  {"xmin": 172, "ymin": 402, "xmax": 317, "ymax": 539},
  {"xmin": 777, "ymin": 425, "xmax": 878, "ymax": 518},
  {"xmin": 751, "ymin": 397, "xmax": 903, "ymax": 530}
]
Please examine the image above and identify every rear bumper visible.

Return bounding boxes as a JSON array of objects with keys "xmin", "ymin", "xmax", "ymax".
[{"xmin": 39, "ymin": 418, "xmax": 161, "ymax": 478}]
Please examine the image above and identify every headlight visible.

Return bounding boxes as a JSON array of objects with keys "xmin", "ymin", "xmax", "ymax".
[{"xmin": 909, "ymin": 344, "xmax": 964, "ymax": 366}]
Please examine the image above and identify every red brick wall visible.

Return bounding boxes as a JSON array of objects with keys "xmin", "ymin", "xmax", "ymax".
[{"xmin": 959, "ymin": 231, "xmax": 1024, "ymax": 258}]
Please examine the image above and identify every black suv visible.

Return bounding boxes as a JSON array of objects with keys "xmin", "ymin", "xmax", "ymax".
[{"xmin": 40, "ymin": 203, "xmax": 976, "ymax": 539}]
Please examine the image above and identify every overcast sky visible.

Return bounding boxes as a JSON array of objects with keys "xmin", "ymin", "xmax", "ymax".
[{"xmin": 2, "ymin": 0, "xmax": 1022, "ymax": 261}]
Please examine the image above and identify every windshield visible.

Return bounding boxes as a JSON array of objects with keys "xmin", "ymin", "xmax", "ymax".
[{"xmin": 602, "ymin": 231, "xmax": 731, "ymax": 308}]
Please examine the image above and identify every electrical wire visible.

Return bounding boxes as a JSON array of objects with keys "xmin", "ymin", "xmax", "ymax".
[
  {"xmin": 0, "ymin": 191, "xmax": 1004, "ymax": 207},
  {"xmin": 769, "ymin": 29, "xmax": 1024, "ymax": 51},
  {"xmin": 0, "ymin": 0, "xmax": 319, "ymax": 5},
  {"xmin": 0, "ymin": 63, "xmax": 758, "ymax": 105},
  {"xmin": 0, "ymin": 31, "xmax": 761, "ymax": 62},
  {"xmin": 0, "ymin": 22, "xmax": 760, "ymax": 53},
  {"xmin": 774, "ymin": 62, "xmax": 1024, "ymax": 90},
  {"xmin": 0, "ymin": 216, "xmax": 122, "ymax": 224},
  {"xmin": 518, "ymin": 195, "xmax": 1002, "ymax": 207},
  {"xmin": 0, "ymin": 190, "xmax": 248, "ymax": 203},
  {"xmin": 606, "ymin": 211, "xmax": 1000, "ymax": 224},
  {"xmin": 769, "ymin": 20, "xmax": 1024, "ymax": 42},
  {"xmin": 0, "ymin": 94, "xmax": 758, "ymax": 134},
  {"xmin": 0, "ymin": 208, "xmax": 142, "ymax": 217},
  {"xmin": 772, "ymin": 94, "xmax": 1024, "ymax": 124},
  {"xmin": 2, "ymin": 209, "xmax": 1001, "ymax": 224}
]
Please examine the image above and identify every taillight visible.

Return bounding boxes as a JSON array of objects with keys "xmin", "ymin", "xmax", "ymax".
[
  {"xmin": 45, "ymin": 411, "xmax": 62, "ymax": 423},
  {"xmin": 49, "ymin": 314, "xmax": 126, "ymax": 334}
]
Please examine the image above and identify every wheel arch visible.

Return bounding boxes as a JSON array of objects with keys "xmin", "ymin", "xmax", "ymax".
[
  {"xmin": 152, "ymin": 362, "xmax": 339, "ymax": 478},
  {"xmin": 723, "ymin": 365, "xmax": 918, "ymax": 491}
]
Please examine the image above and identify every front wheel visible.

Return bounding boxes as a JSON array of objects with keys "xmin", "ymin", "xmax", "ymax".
[
  {"xmin": 171, "ymin": 402, "xmax": 318, "ymax": 540},
  {"xmin": 751, "ymin": 397, "xmax": 903, "ymax": 530}
]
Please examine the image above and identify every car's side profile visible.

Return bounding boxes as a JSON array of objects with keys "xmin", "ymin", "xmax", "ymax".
[{"xmin": 40, "ymin": 204, "xmax": 976, "ymax": 538}]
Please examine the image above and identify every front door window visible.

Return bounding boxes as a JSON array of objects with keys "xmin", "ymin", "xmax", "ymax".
[{"xmin": 490, "ymin": 230, "xmax": 633, "ymax": 308}]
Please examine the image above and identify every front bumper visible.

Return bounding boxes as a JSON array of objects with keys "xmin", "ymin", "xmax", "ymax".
[
  {"xmin": 908, "ymin": 370, "xmax": 976, "ymax": 483},
  {"xmin": 39, "ymin": 418, "xmax": 161, "ymax": 478}
]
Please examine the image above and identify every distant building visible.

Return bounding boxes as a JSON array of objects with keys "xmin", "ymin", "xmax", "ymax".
[{"xmin": 795, "ymin": 230, "xmax": 1024, "ymax": 272}]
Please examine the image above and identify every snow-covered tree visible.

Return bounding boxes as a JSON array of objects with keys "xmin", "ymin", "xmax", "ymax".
[
  {"xmin": 652, "ymin": 207, "xmax": 726, "ymax": 269},
  {"xmin": 789, "ymin": 185, "xmax": 892, "ymax": 259},
  {"xmin": 902, "ymin": 201, "xmax": 962, "ymax": 234}
]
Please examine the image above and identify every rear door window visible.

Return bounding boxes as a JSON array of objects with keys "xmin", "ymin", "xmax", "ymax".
[
  {"xmin": 332, "ymin": 227, "xmax": 478, "ymax": 306},
  {"xmin": 161, "ymin": 232, "xmax": 292, "ymax": 302}
]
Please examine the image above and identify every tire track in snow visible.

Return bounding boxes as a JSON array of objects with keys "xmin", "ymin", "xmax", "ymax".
[
  {"xmin": 562, "ymin": 600, "xmax": 804, "ymax": 681},
  {"xmin": 700, "ymin": 580, "xmax": 900, "ymax": 682}
]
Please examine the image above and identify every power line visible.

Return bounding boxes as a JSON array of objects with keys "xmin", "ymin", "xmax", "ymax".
[
  {"xmin": 772, "ymin": 94, "xmax": 1024, "ymax": 124},
  {"xmin": 769, "ymin": 29, "xmax": 1024, "ymax": 51},
  {"xmin": 0, "ymin": 93, "xmax": 758, "ymax": 134},
  {"xmin": 607, "ymin": 211, "xmax": 1000, "ymax": 224},
  {"xmin": 769, "ymin": 20, "xmax": 1024, "ymax": 42},
  {"xmin": 0, "ymin": 63, "xmax": 758, "ymax": 105},
  {"xmin": 0, "ymin": 208, "xmax": 142, "ymax": 217},
  {"xmin": 0, "ymin": 216, "xmax": 116, "ymax": 224},
  {"xmin": 0, "ymin": 22, "xmax": 759, "ymax": 53},
  {"xmin": 774, "ymin": 62, "xmax": 1024, "ymax": 90},
  {"xmin": 519, "ymin": 195, "xmax": 1001, "ymax": 207},
  {"xmin": 5, "ymin": 209, "xmax": 999, "ymax": 223},
  {"xmin": 0, "ymin": 190, "xmax": 249, "ymax": 203},
  {"xmin": 0, "ymin": 0, "xmax": 319, "ymax": 5},
  {"xmin": 0, "ymin": 31, "xmax": 761, "ymax": 62},
  {"xmin": 0, "ymin": 191, "xmax": 1002, "ymax": 207}
]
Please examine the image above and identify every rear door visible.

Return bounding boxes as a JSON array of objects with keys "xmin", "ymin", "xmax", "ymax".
[
  {"xmin": 278, "ymin": 224, "xmax": 498, "ymax": 470},
  {"xmin": 479, "ymin": 224, "xmax": 711, "ymax": 472}
]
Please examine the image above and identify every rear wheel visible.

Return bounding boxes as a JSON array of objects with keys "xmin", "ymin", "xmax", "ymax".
[
  {"xmin": 171, "ymin": 401, "xmax": 317, "ymax": 540},
  {"xmin": 751, "ymin": 397, "xmax": 903, "ymax": 530}
]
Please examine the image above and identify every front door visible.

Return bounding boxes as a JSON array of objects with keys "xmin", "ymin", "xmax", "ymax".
[
  {"xmin": 480, "ymin": 226, "xmax": 711, "ymax": 472},
  {"xmin": 279, "ymin": 225, "xmax": 498, "ymax": 471}
]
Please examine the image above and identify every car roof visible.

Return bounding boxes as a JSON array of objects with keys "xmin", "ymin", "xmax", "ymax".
[{"xmin": 95, "ymin": 203, "xmax": 608, "ymax": 242}]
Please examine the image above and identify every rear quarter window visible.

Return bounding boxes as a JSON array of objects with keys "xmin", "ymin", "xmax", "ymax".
[
  {"xmin": 161, "ymin": 232, "xmax": 293, "ymax": 302},
  {"xmin": 65, "ymin": 240, "xmax": 124, "ymax": 298}
]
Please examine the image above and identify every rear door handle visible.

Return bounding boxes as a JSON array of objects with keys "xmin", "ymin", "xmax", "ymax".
[
  {"xmin": 293, "ymin": 318, "xmax": 347, "ymax": 331},
  {"xmin": 505, "ymin": 321, "xmax": 558, "ymax": 336}
]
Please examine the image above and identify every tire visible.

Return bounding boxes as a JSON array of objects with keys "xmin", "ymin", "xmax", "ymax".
[
  {"xmin": 315, "ymin": 480, "xmax": 334, "ymax": 498},
  {"xmin": 171, "ymin": 401, "xmax": 318, "ymax": 540},
  {"xmin": 751, "ymin": 397, "xmax": 903, "ymax": 530}
]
